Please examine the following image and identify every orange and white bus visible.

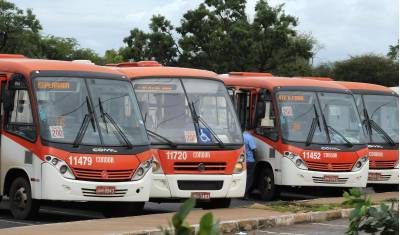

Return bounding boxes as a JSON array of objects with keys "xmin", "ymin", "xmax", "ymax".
[
  {"xmin": 0, "ymin": 55, "xmax": 153, "ymax": 219},
  {"xmin": 335, "ymin": 81, "xmax": 399, "ymax": 185},
  {"xmin": 109, "ymin": 61, "xmax": 245, "ymax": 208},
  {"xmin": 221, "ymin": 72, "xmax": 369, "ymax": 200}
]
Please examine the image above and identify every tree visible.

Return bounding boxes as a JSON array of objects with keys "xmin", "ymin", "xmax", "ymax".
[
  {"xmin": 104, "ymin": 49, "xmax": 124, "ymax": 64},
  {"xmin": 333, "ymin": 54, "xmax": 399, "ymax": 87},
  {"xmin": 312, "ymin": 62, "xmax": 334, "ymax": 78},
  {"xmin": 72, "ymin": 48, "xmax": 104, "ymax": 65},
  {"xmin": 387, "ymin": 41, "xmax": 399, "ymax": 61},
  {"xmin": 121, "ymin": 15, "xmax": 178, "ymax": 65},
  {"xmin": 0, "ymin": 0, "xmax": 42, "ymax": 57},
  {"xmin": 39, "ymin": 35, "xmax": 78, "ymax": 60}
]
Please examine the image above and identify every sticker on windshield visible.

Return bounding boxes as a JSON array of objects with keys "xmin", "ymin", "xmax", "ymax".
[
  {"xmin": 50, "ymin": 126, "xmax": 64, "ymax": 139},
  {"xmin": 184, "ymin": 131, "xmax": 197, "ymax": 143},
  {"xmin": 281, "ymin": 106, "xmax": 293, "ymax": 117},
  {"xmin": 198, "ymin": 128, "xmax": 212, "ymax": 144}
]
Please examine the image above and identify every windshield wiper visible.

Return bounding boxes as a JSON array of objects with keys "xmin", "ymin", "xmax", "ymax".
[
  {"xmin": 363, "ymin": 108, "xmax": 395, "ymax": 145},
  {"xmin": 305, "ymin": 104, "xmax": 322, "ymax": 146},
  {"xmin": 369, "ymin": 119, "xmax": 396, "ymax": 145},
  {"xmin": 190, "ymin": 101, "xmax": 224, "ymax": 147},
  {"xmin": 327, "ymin": 125, "xmax": 353, "ymax": 147},
  {"xmin": 73, "ymin": 96, "xmax": 96, "ymax": 147},
  {"xmin": 98, "ymin": 98, "xmax": 133, "ymax": 149},
  {"xmin": 146, "ymin": 129, "xmax": 177, "ymax": 147}
]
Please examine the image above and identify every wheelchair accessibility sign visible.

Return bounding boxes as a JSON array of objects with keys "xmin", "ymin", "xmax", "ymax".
[{"xmin": 198, "ymin": 128, "xmax": 212, "ymax": 144}]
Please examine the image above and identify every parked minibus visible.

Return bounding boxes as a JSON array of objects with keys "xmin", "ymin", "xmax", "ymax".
[
  {"xmin": 0, "ymin": 55, "xmax": 152, "ymax": 219},
  {"xmin": 221, "ymin": 72, "xmax": 369, "ymax": 200},
  {"xmin": 335, "ymin": 81, "xmax": 399, "ymax": 186},
  {"xmin": 108, "ymin": 61, "xmax": 245, "ymax": 208}
]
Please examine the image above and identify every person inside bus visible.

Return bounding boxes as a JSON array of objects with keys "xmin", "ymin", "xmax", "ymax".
[{"xmin": 243, "ymin": 127, "xmax": 257, "ymax": 200}]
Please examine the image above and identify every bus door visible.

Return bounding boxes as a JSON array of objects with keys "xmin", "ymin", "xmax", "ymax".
[{"xmin": 234, "ymin": 89, "xmax": 257, "ymax": 130}]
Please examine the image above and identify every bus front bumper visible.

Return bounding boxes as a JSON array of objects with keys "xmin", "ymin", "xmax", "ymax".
[
  {"xmin": 40, "ymin": 163, "xmax": 151, "ymax": 202},
  {"xmin": 368, "ymin": 168, "xmax": 399, "ymax": 184},
  {"xmin": 150, "ymin": 172, "xmax": 246, "ymax": 199},
  {"xmin": 280, "ymin": 157, "xmax": 368, "ymax": 187}
]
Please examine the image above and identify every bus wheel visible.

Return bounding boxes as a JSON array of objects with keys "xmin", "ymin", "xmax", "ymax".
[
  {"xmin": 9, "ymin": 177, "xmax": 40, "ymax": 219},
  {"xmin": 199, "ymin": 198, "xmax": 231, "ymax": 209},
  {"xmin": 258, "ymin": 168, "xmax": 279, "ymax": 201},
  {"xmin": 101, "ymin": 202, "xmax": 145, "ymax": 217}
]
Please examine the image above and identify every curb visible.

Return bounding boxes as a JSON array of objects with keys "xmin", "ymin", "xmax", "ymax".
[{"xmin": 121, "ymin": 208, "xmax": 353, "ymax": 235}]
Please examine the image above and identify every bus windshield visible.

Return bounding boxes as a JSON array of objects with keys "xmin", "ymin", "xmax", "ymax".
[
  {"xmin": 34, "ymin": 77, "xmax": 148, "ymax": 147},
  {"xmin": 357, "ymin": 94, "xmax": 399, "ymax": 144},
  {"xmin": 133, "ymin": 78, "xmax": 243, "ymax": 145},
  {"xmin": 277, "ymin": 91, "xmax": 366, "ymax": 145}
]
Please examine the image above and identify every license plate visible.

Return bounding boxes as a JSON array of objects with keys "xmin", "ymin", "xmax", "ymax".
[
  {"xmin": 191, "ymin": 192, "xmax": 211, "ymax": 200},
  {"xmin": 369, "ymin": 172, "xmax": 383, "ymax": 181},
  {"xmin": 96, "ymin": 186, "xmax": 115, "ymax": 195},
  {"xmin": 323, "ymin": 175, "xmax": 339, "ymax": 182}
]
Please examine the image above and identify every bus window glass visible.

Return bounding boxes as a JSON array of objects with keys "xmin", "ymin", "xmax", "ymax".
[
  {"xmin": 363, "ymin": 95, "xmax": 399, "ymax": 143},
  {"xmin": 277, "ymin": 91, "xmax": 328, "ymax": 143},
  {"xmin": 318, "ymin": 92, "xmax": 366, "ymax": 144}
]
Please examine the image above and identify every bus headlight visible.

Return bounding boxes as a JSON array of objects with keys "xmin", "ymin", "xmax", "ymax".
[
  {"xmin": 352, "ymin": 156, "xmax": 368, "ymax": 172},
  {"xmin": 395, "ymin": 161, "xmax": 399, "ymax": 169},
  {"xmin": 44, "ymin": 155, "xmax": 75, "ymax": 180},
  {"xmin": 132, "ymin": 158, "xmax": 153, "ymax": 181},
  {"xmin": 283, "ymin": 151, "xmax": 308, "ymax": 170},
  {"xmin": 234, "ymin": 153, "xmax": 246, "ymax": 174},
  {"xmin": 152, "ymin": 156, "xmax": 164, "ymax": 174}
]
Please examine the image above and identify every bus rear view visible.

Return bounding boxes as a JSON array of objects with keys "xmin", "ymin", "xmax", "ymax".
[
  {"xmin": 222, "ymin": 73, "xmax": 369, "ymax": 200},
  {"xmin": 111, "ymin": 62, "xmax": 245, "ymax": 208}
]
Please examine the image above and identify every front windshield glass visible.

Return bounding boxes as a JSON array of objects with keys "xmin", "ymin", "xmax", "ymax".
[
  {"xmin": 318, "ymin": 92, "xmax": 366, "ymax": 144},
  {"xmin": 34, "ymin": 77, "xmax": 148, "ymax": 146},
  {"xmin": 363, "ymin": 95, "xmax": 399, "ymax": 143},
  {"xmin": 133, "ymin": 78, "xmax": 243, "ymax": 145},
  {"xmin": 277, "ymin": 91, "xmax": 366, "ymax": 144},
  {"xmin": 277, "ymin": 91, "xmax": 328, "ymax": 143}
]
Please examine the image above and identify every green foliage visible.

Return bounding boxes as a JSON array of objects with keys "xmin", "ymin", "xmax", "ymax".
[
  {"xmin": 387, "ymin": 41, "xmax": 399, "ymax": 61},
  {"xmin": 333, "ymin": 54, "xmax": 399, "ymax": 87},
  {"xmin": 343, "ymin": 188, "xmax": 399, "ymax": 235},
  {"xmin": 121, "ymin": 0, "xmax": 315, "ymax": 75},
  {"xmin": 0, "ymin": 0, "xmax": 42, "ymax": 57},
  {"xmin": 121, "ymin": 15, "xmax": 177, "ymax": 65},
  {"xmin": 104, "ymin": 49, "xmax": 124, "ymax": 64},
  {"xmin": 161, "ymin": 198, "xmax": 220, "ymax": 235}
]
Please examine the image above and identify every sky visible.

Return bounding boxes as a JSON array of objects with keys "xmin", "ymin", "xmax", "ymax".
[{"xmin": 11, "ymin": 0, "xmax": 399, "ymax": 64}]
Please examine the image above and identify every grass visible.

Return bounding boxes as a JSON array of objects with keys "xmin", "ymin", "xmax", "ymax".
[{"xmin": 248, "ymin": 201, "xmax": 339, "ymax": 213}]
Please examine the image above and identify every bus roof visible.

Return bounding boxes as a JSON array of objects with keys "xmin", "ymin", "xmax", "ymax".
[
  {"xmin": 0, "ymin": 58, "xmax": 125, "ymax": 79},
  {"xmin": 335, "ymin": 81, "xmax": 395, "ymax": 95},
  {"xmin": 219, "ymin": 74, "xmax": 348, "ymax": 91},
  {"xmin": 110, "ymin": 66, "xmax": 219, "ymax": 81}
]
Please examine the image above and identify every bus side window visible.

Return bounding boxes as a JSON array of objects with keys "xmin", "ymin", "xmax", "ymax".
[
  {"xmin": 255, "ymin": 89, "xmax": 278, "ymax": 141},
  {"xmin": 4, "ymin": 74, "xmax": 36, "ymax": 141}
]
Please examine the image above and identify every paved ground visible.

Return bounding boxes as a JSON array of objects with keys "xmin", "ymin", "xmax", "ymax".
[
  {"xmin": 253, "ymin": 219, "xmax": 366, "ymax": 235},
  {"xmin": 0, "ymin": 186, "xmax": 395, "ymax": 231}
]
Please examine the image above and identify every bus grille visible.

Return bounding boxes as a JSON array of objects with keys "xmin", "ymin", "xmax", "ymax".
[
  {"xmin": 81, "ymin": 188, "xmax": 127, "ymax": 197},
  {"xmin": 173, "ymin": 162, "xmax": 227, "ymax": 173},
  {"xmin": 369, "ymin": 160, "xmax": 397, "ymax": 169},
  {"xmin": 305, "ymin": 161, "xmax": 353, "ymax": 172},
  {"xmin": 73, "ymin": 168, "xmax": 134, "ymax": 182},
  {"xmin": 312, "ymin": 176, "xmax": 348, "ymax": 184}
]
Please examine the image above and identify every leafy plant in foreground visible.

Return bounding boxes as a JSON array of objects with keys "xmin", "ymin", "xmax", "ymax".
[{"xmin": 343, "ymin": 188, "xmax": 399, "ymax": 235}]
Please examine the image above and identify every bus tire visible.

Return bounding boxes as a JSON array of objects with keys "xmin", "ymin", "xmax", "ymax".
[
  {"xmin": 199, "ymin": 198, "xmax": 231, "ymax": 209},
  {"xmin": 101, "ymin": 202, "xmax": 145, "ymax": 217},
  {"xmin": 258, "ymin": 168, "xmax": 279, "ymax": 201},
  {"xmin": 9, "ymin": 177, "xmax": 40, "ymax": 220}
]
